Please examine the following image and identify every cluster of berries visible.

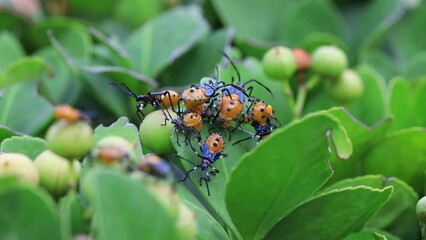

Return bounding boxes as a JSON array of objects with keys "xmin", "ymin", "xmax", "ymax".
[{"xmin": 114, "ymin": 54, "xmax": 280, "ymax": 195}]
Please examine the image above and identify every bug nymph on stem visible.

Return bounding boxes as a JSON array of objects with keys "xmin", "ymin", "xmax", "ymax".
[
  {"xmin": 177, "ymin": 133, "xmax": 228, "ymax": 196},
  {"xmin": 111, "ymin": 82, "xmax": 180, "ymax": 125}
]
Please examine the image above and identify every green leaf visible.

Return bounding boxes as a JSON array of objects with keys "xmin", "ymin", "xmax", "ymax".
[
  {"xmin": 21, "ymin": 17, "xmax": 87, "ymax": 51},
  {"xmin": 414, "ymin": 79, "xmax": 426, "ymax": 127},
  {"xmin": 34, "ymin": 47, "xmax": 82, "ymax": 104},
  {"xmin": 351, "ymin": 0, "xmax": 406, "ymax": 57},
  {"xmin": 344, "ymin": 229, "xmax": 400, "ymax": 240},
  {"xmin": 362, "ymin": 128, "xmax": 426, "ymax": 194},
  {"xmin": 299, "ymin": 32, "xmax": 348, "ymax": 53},
  {"xmin": 280, "ymin": 0, "xmax": 345, "ymax": 46},
  {"xmin": 81, "ymin": 168, "xmax": 179, "ymax": 240},
  {"xmin": 360, "ymin": 50, "xmax": 400, "ymax": 83},
  {"xmin": 348, "ymin": 66, "xmax": 386, "ymax": 126},
  {"xmin": 176, "ymin": 185, "xmax": 229, "ymax": 240},
  {"xmin": 58, "ymin": 191, "xmax": 87, "ymax": 239},
  {"xmin": 114, "ymin": 0, "xmax": 164, "ymax": 27},
  {"xmin": 387, "ymin": 77, "xmax": 418, "ymax": 131},
  {"xmin": 0, "ymin": 57, "xmax": 51, "ymax": 88},
  {"xmin": 0, "ymin": 31, "xmax": 25, "ymax": 71},
  {"xmin": 57, "ymin": 29, "xmax": 93, "ymax": 60},
  {"xmin": 0, "ymin": 12, "xmax": 26, "ymax": 32},
  {"xmin": 0, "ymin": 82, "xmax": 53, "ymax": 135},
  {"xmin": 93, "ymin": 117, "xmax": 143, "ymax": 162},
  {"xmin": 161, "ymin": 28, "xmax": 234, "ymax": 86},
  {"xmin": 0, "ymin": 136, "xmax": 47, "ymax": 160},
  {"xmin": 366, "ymin": 178, "xmax": 418, "ymax": 240},
  {"xmin": 125, "ymin": 5, "xmax": 209, "ymax": 78},
  {"xmin": 0, "ymin": 184, "xmax": 60, "ymax": 240},
  {"xmin": 388, "ymin": 4, "xmax": 426, "ymax": 61},
  {"xmin": 265, "ymin": 186, "xmax": 393, "ymax": 240},
  {"xmin": 403, "ymin": 52, "xmax": 426, "ymax": 79},
  {"xmin": 325, "ymin": 108, "xmax": 392, "ymax": 184},
  {"xmin": 0, "ymin": 126, "xmax": 23, "ymax": 144},
  {"xmin": 225, "ymin": 112, "xmax": 351, "ymax": 240},
  {"xmin": 212, "ymin": 0, "xmax": 344, "ymax": 47}
]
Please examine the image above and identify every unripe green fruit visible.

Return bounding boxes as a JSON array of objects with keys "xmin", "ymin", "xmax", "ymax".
[
  {"xmin": 46, "ymin": 120, "xmax": 94, "ymax": 159},
  {"xmin": 417, "ymin": 197, "xmax": 426, "ymax": 223},
  {"xmin": 312, "ymin": 45, "xmax": 348, "ymax": 78},
  {"xmin": 139, "ymin": 110, "xmax": 177, "ymax": 156},
  {"xmin": 176, "ymin": 202, "xmax": 197, "ymax": 240},
  {"xmin": 262, "ymin": 46, "xmax": 297, "ymax": 80},
  {"xmin": 0, "ymin": 153, "xmax": 39, "ymax": 186},
  {"xmin": 34, "ymin": 150, "xmax": 73, "ymax": 197},
  {"xmin": 325, "ymin": 69, "xmax": 364, "ymax": 103}
]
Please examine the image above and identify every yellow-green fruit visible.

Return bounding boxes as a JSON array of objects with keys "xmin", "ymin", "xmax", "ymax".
[
  {"xmin": 262, "ymin": 46, "xmax": 297, "ymax": 80},
  {"xmin": 417, "ymin": 196, "xmax": 426, "ymax": 223},
  {"xmin": 325, "ymin": 69, "xmax": 364, "ymax": 103},
  {"xmin": 139, "ymin": 110, "xmax": 177, "ymax": 156},
  {"xmin": 176, "ymin": 202, "xmax": 197, "ymax": 240},
  {"xmin": 147, "ymin": 181, "xmax": 180, "ymax": 218},
  {"xmin": 0, "ymin": 153, "xmax": 39, "ymax": 186},
  {"xmin": 46, "ymin": 120, "xmax": 94, "ymax": 159},
  {"xmin": 312, "ymin": 45, "xmax": 348, "ymax": 78},
  {"xmin": 34, "ymin": 150, "xmax": 73, "ymax": 197}
]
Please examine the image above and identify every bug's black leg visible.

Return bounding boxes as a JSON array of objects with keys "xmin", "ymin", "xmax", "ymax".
[{"xmin": 232, "ymin": 134, "xmax": 258, "ymax": 145}]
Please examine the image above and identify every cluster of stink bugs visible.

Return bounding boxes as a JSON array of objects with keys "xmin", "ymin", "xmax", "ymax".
[{"xmin": 114, "ymin": 54, "xmax": 280, "ymax": 195}]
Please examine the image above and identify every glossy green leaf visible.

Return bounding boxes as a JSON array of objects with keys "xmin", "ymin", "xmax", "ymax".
[
  {"xmin": 363, "ymin": 128, "xmax": 426, "ymax": 194},
  {"xmin": 0, "ymin": 136, "xmax": 47, "ymax": 160},
  {"xmin": 0, "ymin": 184, "xmax": 60, "ymax": 240},
  {"xmin": 281, "ymin": 0, "xmax": 345, "ymax": 46},
  {"xmin": 351, "ymin": 0, "xmax": 405, "ymax": 57},
  {"xmin": 93, "ymin": 117, "xmax": 143, "ymax": 162},
  {"xmin": 58, "ymin": 191, "xmax": 87, "ymax": 239},
  {"xmin": 360, "ymin": 50, "xmax": 400, "ymax": 82},
  {"xmin": 57, "ymin": 29, "xmax": 93, "ymax": 60},
  {"xmin": 114, "ymin": 0, "xmax": 164, "ymax": 27},
  {"xmin": 344, "ymin": 229, "xmax": 400, "ymax": 240},
  {"xmin": 367, "ymin": 178, "xmax": 418, "ymax": 240},
  {"xmin": 125, "ymin": 5, "xmax": 209, "ymax": 78},
  {"xmin": 173, "ymin": 127, "xmax": 254, "ymax": 239},
  {"xmin": 388, "ymin": 4, "xmax": 426, "ymax": 61},
  {"xmin": 225, "ymin": 112, "xmax": 351, "ymax": 240},
  {"xmin": 0, "ymin": 82, "xmax": 53, "ymax": 135},
  {"xmin": 22, "ymin": 17, "xmax": 87, "ymax": 51},
  {"xmin": 387, "ymin": 77, "xmax": 417, "ymax": 131},
  {"xmin": 34, "ymin": 47, "xmax": 82, "ymax": 104},
  {"xmin": 0, "ymin": 31, "xmax": 25, "ymax": 71},
  {"xmin": 321, "ymin": 175, "xmax": 418, "ymax": 240},
  {"xmin": 348, "ymin": 66, "xmax": 386, "ymax": 126},
  {"xmin": 212, "ymin": 0, "xmax": 344, "ymax": 47},
  {"xmin": 414, "ymin": 79, "xmax": 426, "ymax": 127},
  {"xmin": 161, "ymin": 28, "xmax": 234, "ymax": 86},
  {"xmin": 0, "ymin": 126, "xmax": 23, "ymax": 144},
  {"xmin": 0, "ymin": 57, "xmax": 50, "ymax": 88},
  {"xmin": 325, "ymin": 108, "xmax": 392, "ymax": 184},
  {"xmin": 265, "ymin": 186, "xmax": 393, "ymax": 240},
  {"xmin": 81, "ymin": 168, "xmax": 179, "ymax": 240}
]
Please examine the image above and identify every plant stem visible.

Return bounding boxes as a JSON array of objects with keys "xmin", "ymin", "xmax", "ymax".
[
  {"xmin": 294, "ymin": 83, "xmax": 307, "ymax": 119},
  {"xmin": 306, "ymin": 74, "xmax": 321, "ymax": 91},
  {"xmin": 282, "ymin": 80, "xmax": 295, "ymax": 118}
]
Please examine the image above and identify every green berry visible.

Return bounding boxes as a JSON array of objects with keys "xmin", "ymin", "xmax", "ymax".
[
  {"xmin": 0, "ymin": 153, "xmax": 39, "ymax": 186},
  {"xmin": 139, "ymin": 110, "xmax": 177, "ymax": 156},
  {"xmin": 312, "ymin": 45, "xmax": 348, "ymax": 78},
  {"xmin": 34, "ymin": 150, "xmax": 73, "ymax": 197},
  {"xmin": 262, "ymin": 46, "xmax": 297, "ymax": 80},
  {"xmin": 147, "ymin": 181, "xmax": 180, "ymax": 219},
  {"xmin": 325, "ymin": 69, "xmax": 363, "ymax": 103},
  {"xmin": 417, "ymin": 197, "xmax": 426, "ymax": 223},
  {"xmin": 46, "ymin": 120, "xmax": 94, "ymax": 159}
]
